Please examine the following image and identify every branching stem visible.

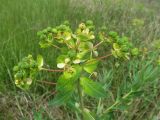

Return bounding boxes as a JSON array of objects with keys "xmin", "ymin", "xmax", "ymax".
[{"xmin": 103, "ymin": 91, "xmax": 133, "ymax": 114}]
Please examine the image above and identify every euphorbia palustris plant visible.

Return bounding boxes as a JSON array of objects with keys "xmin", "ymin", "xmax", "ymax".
[{"xmin": 13, "ymin": 21, "xmax": 139, "ymax": 119}]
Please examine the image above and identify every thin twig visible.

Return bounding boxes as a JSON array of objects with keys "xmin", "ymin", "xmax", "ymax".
[
  {"xmin": 94, "ymin": 41, "xmax": 104, "ymax": 48},
  {"xmin": 51, "ymin": 44, "xmax": 61, "ymax": 49},
  {"xmin": 41, "ymin": 68, "xmax": 64, "ymax": 72},
  {"xmin": 96, "ymin": 53, "xmax": 112, "ymax": 60},
  {"xmin": 45, "ymin": 91, "xmax": 57, "ymax": 103},
  {"xmin": 85, "ymin": 53, "xmax": 112, "ymax": 64},
  {"xmin": 37, "ymin": 80, "xmax": 56, "ymax": 85}
]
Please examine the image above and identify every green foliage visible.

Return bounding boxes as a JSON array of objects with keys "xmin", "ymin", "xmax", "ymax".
[
  {"xmin": 37, "ymin": 55, "xmax": 44, "ymax": 69},
  {"xmin": 13, "ymin": 21, "xmax": 140, "ymax": 119},
  {"xmin": 13, "ymin": 55, "xmax": 43, "ymax": 90},
  {"xmin": 99, "ymin": 27, "xmax": 140, "ymax": 60},
  {"xmin": 80, "ymin": 77, "xmax": 105, "ymax": 98},
  {"xmin": 50, "ymin": 65, "xmax": 82, "ymax": 106},
  {"xmin": 82, "ymin": 108, "xmax": 95, "ymax": 120},
  {"xmin": 100, "ymin": 31, "xmax": 140, "ymax": 60},
  {"xmin": 0, "ymin": 0, "xmax": 160, "ymax": 119},
  {"xmin": 83, "ymin": 59, "xmax": 99, "ymax": 73}
]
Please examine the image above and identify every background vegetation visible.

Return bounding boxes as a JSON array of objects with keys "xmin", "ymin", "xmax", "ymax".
[{"xmin": 0, "ymin": 0, "xmax": 160, "ymax": 119}]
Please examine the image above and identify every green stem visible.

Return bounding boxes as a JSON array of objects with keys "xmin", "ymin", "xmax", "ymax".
[
  {"xmin": 77, "ymin": 79, "xmax": 84, "ymax": 119},
  {"xmin": 104, "ymin": 101, "xmax": 119, "ymax": 113},
  {"xmin": 103, "ymin": 91, "xmax": 132, "ymax": 114}
]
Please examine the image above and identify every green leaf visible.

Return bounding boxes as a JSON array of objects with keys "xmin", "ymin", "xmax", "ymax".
[
  {"xmin": 49, "ymin": 74, "xmax": 74, "ymax": 106},
  {"xmin": 113, "ymin": 43, "xmax": 120, "ymax": 50},
  {"xmin": 83, "ymin": 108, "xmax": 95, "ymax": 120},
  {"xmin": 109, "ymin": 31, "xmax": 118, "ymax": 38},
  {"xmin": 68, "ymin": 50, "xmax": 77, "ymax": 58},
  {"xmin": 57, "ymin": 73, "xmax": 74, "ymax": 91},
  {"xmin": 83, "ymin": 59, "xmax": 99, "ymax": 73},
  {"xmin": 131, "ymin": 48, "xmax": 139, "ymax": 56},
  {"xmin": 78, "ymin": 34, "xmax": 89, "ymax": 41},
  {"xmin": 86, "ymin": 20, "xmax": 93, "ymax": 26},
  {"xmin": 77, "ymin": 50, "xmax": 89, "ymax": 59},
  {"xmin": 37, "ymin": 55, "xmax": 43, "ymax": 69},
  {"xmin": 71, "ymin": 65, "xmax": 83, "ymax": 81},
  {"xmin": 49, "ymin": 90, "xmax": 73, "ymax": 106},
  {"xmin": 50, "ymin": 66, "xmax": 82, "ymax": 106},
  {"xmin": 56, "ymin": 55, "xmax": 68, "ymax": 63},
  {"xmin": 80, "ymin": 77, "xmax": 106, "ymax": 98},
  {"xmin": 39, "ymin": 40, "xmax": 51, "ymax": 48}
]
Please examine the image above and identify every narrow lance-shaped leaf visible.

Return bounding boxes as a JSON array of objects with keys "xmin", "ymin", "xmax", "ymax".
[{"xmin": 82, "ymin": 108, "xmax": 95, "ymax": 120}]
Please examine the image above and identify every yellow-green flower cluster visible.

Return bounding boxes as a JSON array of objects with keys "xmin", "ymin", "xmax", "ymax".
[{"xmin": 13, "ymin": 55, "xmax": 41, "ymax": 89}]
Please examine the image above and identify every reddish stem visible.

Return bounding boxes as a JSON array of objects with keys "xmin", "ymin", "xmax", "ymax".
[
  {"xmin": 43, "ymin": 90, "xmax": 57, "ymax": 104},
  {"xmin": 37, "ymin": 80, "xmax": 56, "ymax": 85},
  {"xmin": 85, "ymin": 53, "xmax": 112, "ymax": 64},
  {"xmin": 41, "ymin": 68, "xmax": 64, "ymax": 72},
  {"xmin": 97, "ymin": 53, "xmax": 112, "ymax": 60}
]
